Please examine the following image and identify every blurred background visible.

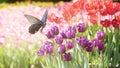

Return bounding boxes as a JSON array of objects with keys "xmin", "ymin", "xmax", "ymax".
[
  {"xmin": 0, "ymin": 0, "xmax": 72, "ymax": 3},
  {"xmin": 0, "ymin": 0, "xmax": 119, "ymax": 68}
]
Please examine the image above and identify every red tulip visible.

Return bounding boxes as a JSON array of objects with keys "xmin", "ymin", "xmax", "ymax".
[
  {"xmin": 62, "ymin": 6, "xmax": 73, "ymax": 21},
  {"xmin": 97, "ymin": 0, "xmax": 104, "ymax": 9},
  {"xmin": 99, "ymin": 0, "xmax": 119, "ymax": 15},
  {"xmin": 100, "ymin": 19, "xmax": 111, "ymax": 27},
  {"xmin": 111, "ymin": 19, "xmax": 120, "ymax": 28},
  {"xmin": 89, "ymin": 14, "xmax": 98, "ymax": 24},
  {"xmin": 62, "ymin": 0, "xmax": 85, "ymax": 21},
  {"xmin": 85, "ymin": 3, "xmax": 94, "ymax": 11},
  {"xmin": 104, "ymin": 0, "xmax": 113, "ymax": 7},
  {"xmin": 105, "ymin": 3, "xmax": 119, "ymax": 15},
  {"xmin": 48, "ymin": 13, "xmax": 62, "ymax": 24},
  {"xmin": 72, "ymin": 0, "xmax": 85, "ymax": 9},
  {"xmin": 48, "ymin": 13, "xmax": 56, "ymax": 22},
  {"xmin": 69, "ymin": 6, "xmax": 79, "ymax": 17},
  {"xmin": 87, "ymin": 10, "xmax": 97, "ymax": 15},
  {"xmin": 85, "ymin": 0, "xmax": 103, "ymax": 11},
  {"xmin": 115, "ymin": 15, "xmax": 120, "ymax": 21},
  {"xmin": 106, "ymin": 5, "xmax": 115, "ymax": 15},
  {"xmin": 112, "ymin": 3, "xmax": 120, "ymax": 13},
  {"xmin": 99, "ymin": 7, "xmax": 108, "ymax": 16},
  {"xmin": 71, "ymin": 0, "xmax": 84, "ymax": 13},
  {"xmin": 54, "ymin": 17, "xmax": 62, "ymax": 24}
]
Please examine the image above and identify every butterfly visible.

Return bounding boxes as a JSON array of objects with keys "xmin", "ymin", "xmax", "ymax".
[{"xmin": 24, "ymin": 10, "xmax": 48, "ymax": 34}]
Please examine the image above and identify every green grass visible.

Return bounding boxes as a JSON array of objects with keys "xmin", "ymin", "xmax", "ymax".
[{"xmin": 0, "ymin": 41, "xmax": 42, "ymax": 68}]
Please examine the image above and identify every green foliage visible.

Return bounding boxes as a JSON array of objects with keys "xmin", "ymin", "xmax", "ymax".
[{"xmin": 0, "ymin": 42, "xmax": 42, "ymax": 68}]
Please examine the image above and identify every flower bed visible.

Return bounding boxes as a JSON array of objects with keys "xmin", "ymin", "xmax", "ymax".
[{"xmin": 0, "ymin": 0, "xmax": 120, "ymax": 68}]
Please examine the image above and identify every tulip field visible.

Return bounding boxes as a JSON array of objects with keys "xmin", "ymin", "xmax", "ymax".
[{"xmin": 0, "ymin": 0, "xmax": 120, "ymax": 68}]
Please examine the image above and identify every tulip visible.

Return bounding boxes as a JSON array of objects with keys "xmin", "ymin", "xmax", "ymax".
[
  {"xmin": 58, "ymin": 44, "xmax": 66, "ymax": 54},
  {"xmin": 62, "ymin": 53, "xmax": 72, "ymax": 61},
  {"xmin": 77, "ymin": 23, "xmax": 86, "ymax": 32}
]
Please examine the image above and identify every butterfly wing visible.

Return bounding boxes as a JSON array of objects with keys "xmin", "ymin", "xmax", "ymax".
[
  {"xmin": 24, "ymin": 15, "xmax": 42, "ymax": 25},
  {"xmin": 41, "ymin": 10, "xmax": 48, "ymax": 24},
  {"xmin": 40, "ymin": 24, "xmax": 46, "ymax": 32},
  {"xmin": 29, "ymin": 22, "xmax": 43, "ymax": 34},
  {"xmin": 39, "ymin": 10, "xmax": 48, "ymax": 32}
]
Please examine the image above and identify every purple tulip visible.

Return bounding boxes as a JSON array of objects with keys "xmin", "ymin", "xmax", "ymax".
[
  {"xmin": 66, "ymin": 41, "xmax": 74, "ymax": 49},
  {"xmin": 46, "ymin": 31, "xmax": 54, "ymax": 39},
  {"xmin": 44, "ymin": 41, "xmax": 54, "ymax": 54},
  {"xmin": 76, "ymin": 36, "xmax": 89, "ymax": 48},
  {"xmin": 38, "ymin": 46, "xmax": 45, "ymax": 56},
  {"xmin": 92, "ymin": 39, "xmax": 98, "ymax": 46},
  {"xmin": 86, "ymin": 41, "xmax": 95, "ymax": 52},
  {"xmin": 97, "ymin": 31, "xmax": 105, "ymax": 40},
  {"xmin": 96, "ymin": 41, "xmax": 104, "ymax": 51},
  {"xmin": 60, "ymin": 30, "xmax": 67, "ymax": 39},
  {"xmin": 50, "ymin": 26, "xmax": 59, "ymax": 35},
  {"xmin": 55, "ymin": 35, "xmax": 63, "ymax": 44},
  {"xmin": 68, "ymin": 26, "xmax": 76, "ymax": 33},
  {"xmin": 77, "ymin": 23, "xmax": 86, "ymax": 33},
  {"xmin": 38, "ymin": 41, "xmax": 54, "ymax": 56},
  {"xmin": 66, "ymin": 26, "xmax": 76, "ymax": 39},
  {"xmin": 62, "ymin": 53, "xmax": 72, "ymax": 61},
  {"xmin": 58, "ymin": 44, "xmax": 66, "ymax": 54}
]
